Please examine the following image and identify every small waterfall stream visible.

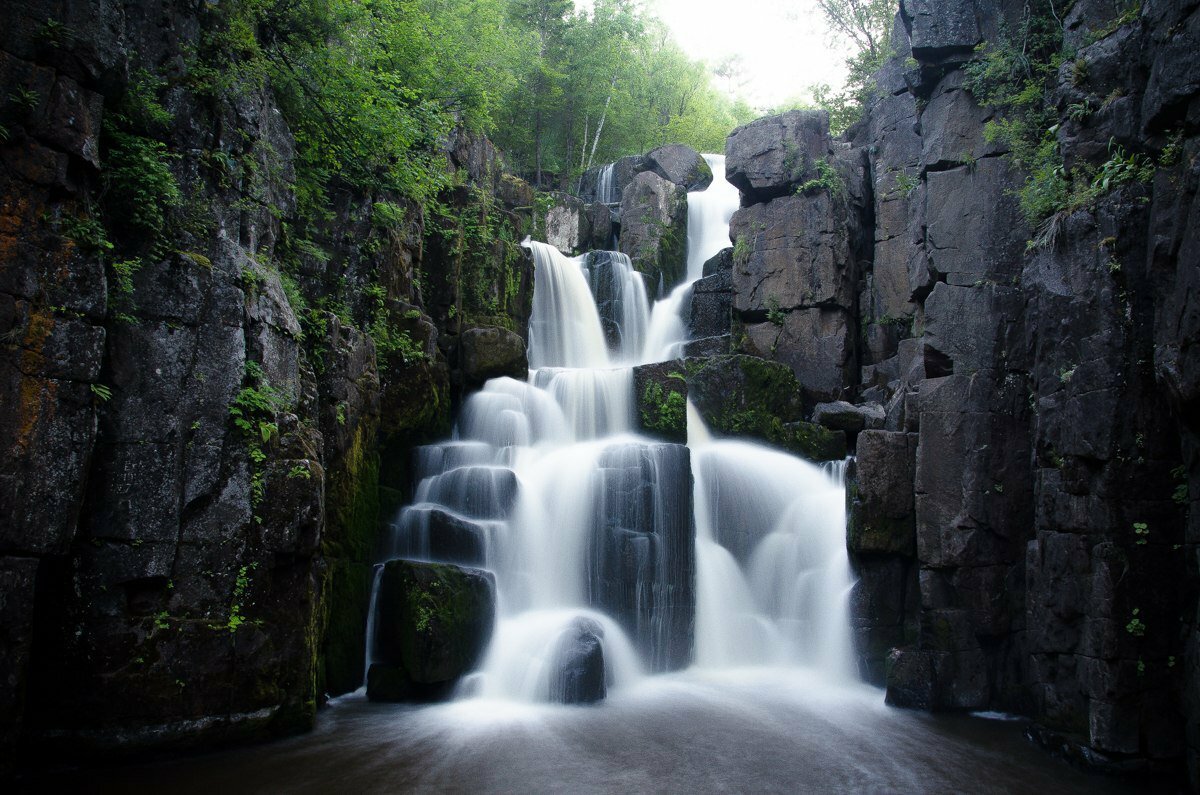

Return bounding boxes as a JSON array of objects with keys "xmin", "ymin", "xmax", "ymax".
[{"xmin": 369, "ymin": 154, "xmax": 857, "ymax": 703}]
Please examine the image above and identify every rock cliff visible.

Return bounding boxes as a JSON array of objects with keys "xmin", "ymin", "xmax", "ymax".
[
  {"xmin": 0, "ymin": 0, "xmax": 534, "ymax": 767},
  {"xmin": 719, "ymin": 0, "xmax": 1198, "ymax": 781}
]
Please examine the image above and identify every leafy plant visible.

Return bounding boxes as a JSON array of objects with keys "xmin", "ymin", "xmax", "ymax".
[
  {"xmin": 1125, "ymin": 609, "xmax": 1146, "ymax": 636},
  {"xmin": 795, "ymin": 159, "xmax": 845, "ymax": 197},
  {"xmin": 229, "ymin": 361, "xmax": 288, "ymax": 516}
]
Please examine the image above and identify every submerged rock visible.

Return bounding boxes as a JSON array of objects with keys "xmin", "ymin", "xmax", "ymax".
[
  {"xmin": 551, "ymin": 617, "xmax": 607, "ymax": 704},
  {"xmin": 368, "ymin": 560, "xmax": 496, "ymax": 702}
]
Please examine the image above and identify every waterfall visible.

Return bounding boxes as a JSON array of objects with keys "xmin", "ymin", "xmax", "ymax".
[
  {"xmin": 370, "ymin": 154, "xmax": 857, "ymax": 704},
  {"xmin": 596, "ymin": 162, "xmax": 617, "ymax": 204},
  {"xmin": 642, "ymin": 154, "xmax": 740, "ymax": 363}
]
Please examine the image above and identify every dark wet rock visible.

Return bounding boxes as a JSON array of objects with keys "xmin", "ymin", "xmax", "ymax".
[
  {"xmin": 740, "ymin": 308, "xmax": 856, "ymax": 407},
  {"xmin": 551, "ymin": 617, "xmax": 607, "ymax": 704},
  {"xmin": 587, "ymin": 442, "xmax": 694, "ymax": 672},
  {"xmin": 646, "ymin": 144, "xmax": 713, "ymax": 191},
  {"xmin": 849, "ymin": 431, "xmax": 918, "ymax": 556},
  {"xmin": 900, "ymin": 0, "xmax": 982, "ymax": 60},
  {"xmin": 812, "ymin": 401, "xmax": 886, "ymax": 434},
  {"xmin": 369, "ymin": 560, "xmax": 496, "ymax": 702},
  {"xmin": 460, "ymin": 326, "xmax": 527, "ymax": 386},
  {"xmin": 725, "ymin": 110, "xmax": 831, "ymax": 203},
  {"xmin": 619, "ymin": 171, "xmax": 689, "ymax": 291},
  {"xmin": 688, "ymin": 269, "xmax": 732, "ymax": 340}
]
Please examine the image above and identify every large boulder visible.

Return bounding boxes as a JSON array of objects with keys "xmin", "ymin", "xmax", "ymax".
[
  {"xmin": 368, "ymin": 560, "xmax": 496, "ymax": 702},
  {"xmin": 730, "ymin": 194, "xmax": 856, "ymax": 315},
  {"xmin": 550, "ymin": 617, "xmax": 607, "ymax": 704},
  {"xmin": 741, "ymin": 308, "xmax": 856, "ymax": 407},
  {"xmin": 619, "ymin": 171, "xmax": 689, "ymax": 291},
  {"xmin": 686, "ymin": 355, "xmax": 846, "ymax": 461},
  {"xmin": 725, "ymin": 110, "xmax": 831, "ymax": 203},
  {"xmin": 812, "ymin": 401, "xmax": 886, "ymax": 434},
  {"xmin": 459, "ymin": 326, "xmax": 527, "ymax": 386},
  {"xmin": 646, "ymin": 144, "xmax": 713, "ymax": 192}
]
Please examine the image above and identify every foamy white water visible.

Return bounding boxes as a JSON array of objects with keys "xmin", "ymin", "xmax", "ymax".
[{"xmin": 370, "ymin": 154, "xmax": 857, "ymax": 705}]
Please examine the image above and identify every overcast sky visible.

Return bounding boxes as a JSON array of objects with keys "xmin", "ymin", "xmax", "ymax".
[{"xmin": 648, "ymin": 0, "xmax": 852, "ymax": 108}]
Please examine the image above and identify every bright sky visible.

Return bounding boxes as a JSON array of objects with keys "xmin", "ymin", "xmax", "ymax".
[{"xmin": 648, "ymin": 0, "xmax": 853, "ymax": 109}]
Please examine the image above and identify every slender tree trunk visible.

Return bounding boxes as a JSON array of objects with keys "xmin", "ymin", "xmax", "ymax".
[{"xmin": 585, "ymin": 75, "xmax": 618, "ymax": 174}]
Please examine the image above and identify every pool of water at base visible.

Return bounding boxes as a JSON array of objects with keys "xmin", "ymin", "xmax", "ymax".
[{"xmin": 36, "ymin": 670, "xmax": 1142, "ymax": 794}]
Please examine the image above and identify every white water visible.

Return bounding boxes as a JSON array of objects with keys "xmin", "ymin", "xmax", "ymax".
[
  {"xmin": 596, "ymin": 162, "xmax": 617, "ymax": 204},
  {"xmin": 370, "ymin": 154, "xmax": 857, "ymax": 703}
]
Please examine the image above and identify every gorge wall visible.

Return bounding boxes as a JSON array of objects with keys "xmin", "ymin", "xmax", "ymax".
[
  {"xmin": 0, "ymin": 0, "xmax": 537, "ymax": 765},
  {"xmin": 1, "ymin": 0, "xmax": 1198, "ymax": 787},
  {"xmin": 711, "ymin": 0, "xmax": 1198, "ymax": 780}
]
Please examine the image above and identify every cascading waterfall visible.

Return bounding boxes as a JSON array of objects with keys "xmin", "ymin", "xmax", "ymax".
[
  {"xmin": 369, "ymin": 154, "xmax": 857, "ymax": 705},
  {"xmin": 596, "ymin": 162, "xmax": 617, "ymax": 204}
]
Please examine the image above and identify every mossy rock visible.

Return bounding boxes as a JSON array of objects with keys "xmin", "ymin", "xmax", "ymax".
[
  {"xmin": 633, "ymin": 362, "xmax": 688, "ymax": 443},
  {"xmin": 686, "ymin": 354, "xmax": 846, "ymax": 461},
  {"xmin": 369, "ymin": 560, "xmax": 496, "ymax": 702}
]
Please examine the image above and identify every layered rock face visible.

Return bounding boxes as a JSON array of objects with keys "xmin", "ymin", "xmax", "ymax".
[
  {"xmin": 717, "ymin": 0, "xmax": 1198, "ymax": 780},
  {"xmin": 0, "ymin": 0, "xmax": 534, "ymax": 767}
]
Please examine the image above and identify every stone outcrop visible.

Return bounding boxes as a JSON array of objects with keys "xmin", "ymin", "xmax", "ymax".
[
  {"xmin": 367, "ymin": 560, "xmax": 496, "ymax": 702},
  {"xmin": 618, "ymin": 171, "xmax": 689, "ymax": 292}
]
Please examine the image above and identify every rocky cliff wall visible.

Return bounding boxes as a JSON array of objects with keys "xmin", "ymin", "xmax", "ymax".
[
  {"xmin": 719, "ymin": 0, "xmax": 1199, "ymax": 781},
  {"xmin": 0, "ymin": 0, "xmax": 534, "ymax": 768}
]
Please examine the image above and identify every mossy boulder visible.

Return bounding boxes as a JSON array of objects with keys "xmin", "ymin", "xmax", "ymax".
[
  {"xmin": 633, "ymin": 362, "xmax": 689, "ymax": 443},
  {"xmin": 368, "ymin": 560, "xmax": 495, "ymax": 702},
  {"xmin": 686, "ymin": 354, "xmax": 846, "ymax": 461}
]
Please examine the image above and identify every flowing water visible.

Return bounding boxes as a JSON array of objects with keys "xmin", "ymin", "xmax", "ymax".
[
  {"xmin": 376, "ymin": 154, "xmax": 853, "ymax": 697},
  {"xmin": 42, "ymin": 157, "xmax": 1135, "ymax": 792}
]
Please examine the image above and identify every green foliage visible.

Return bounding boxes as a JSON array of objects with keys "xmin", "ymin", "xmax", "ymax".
[
  {"xmin": 1172, "ymin": 465, "xmax": 1189, "ymax": 504},
  {"xmin": 102, "ymin": 70, "xmax": 182, "ymax": 239},
  {"xmin": 230, "ymin": 361, "xmax": 288, "ymax": 517},
  {"xmin": 732, "ymin": 235, "xmax": 752, "ymax": 267},
  {"xmin": 803, "ymin": 0, "xmax": 894, "ymax": 135},
  {"xmin": 964, "ymin": 9, "xmax": 1155, "ymax": 246},
  {"xmin": 90, "ymin": 383, "xmax": 113, "ymax": 402},
  {"xmin": 891, "ymin": 170, "xmax": 919, "ymax": 198},
  {"xmin": 1133, "ymin": 521, "xmax": 1149, "ymax": 545},
  {"xmin": 1125, "ymin": 608, "xmax": 1146, "ymax": 636},
  {"xmin": 640, "ymin": 380, "xmax": 686, "ymax": 438},
  {"xmin": 365, "ymin": 284, "xmax": 425, "ymax": 369},
  {"xmin": 225, "ymin": 563, "xmax": 257, "ymax": 633},
  {"xmin": 795, "ymin": 159, "xmax": 845, "ymax": 197}
]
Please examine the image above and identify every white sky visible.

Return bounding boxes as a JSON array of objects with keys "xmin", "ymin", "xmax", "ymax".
[{"xmin": 648, "ymin": 0, "xmax": 852, "ymax": 109}]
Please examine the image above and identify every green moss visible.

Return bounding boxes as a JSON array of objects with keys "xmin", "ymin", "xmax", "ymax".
[{"xmin": 640, "ymin": 381, "xmax": 687, "ymax": 441}]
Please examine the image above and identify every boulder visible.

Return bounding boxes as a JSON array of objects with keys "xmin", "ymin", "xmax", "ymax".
[
  {"xmin": 368, "ymin": 560, "xmax": 496, "ymax": 702},
  {"xmin": 686, "ymin": 355, "xmax": 846, "ymax": 461},
  {"xmin": 551, "ymin": 617, "xmax": 607, "ymax": 704},
  {"xmin": 900, "ymin": 0, "xmax": 982, "ymax": 61},
  {"xmin": 725, "ymin": 110, "xmax": 831, "ymax": 203},
  {"xmin": 646, "ymin": 144, "xmax": 713, "ymax": 191},
  {"xmin": 741, "ymin": 308, "xmax": 856, "ymax": 407},
  {"xmin": 730, "ymin": 194, "xmax": 856, "ymax": 314},
  {"xmin": 688, "ymin": 268, "xmax": 732, "ymax": 340},
  {"xmin": 541, "ymin": 191, "xmax": 590, "ymax": 255},
  {"xmin": 459, "ymin": 326, "xmax": 527, "ymax": 385},
  {"xmin": 812, "ymin": 401, "xmax": 886, "ymax": 433},
  {"xmin": 619, "ymin": 171, "xmax": 689, "ymax": 291}
]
